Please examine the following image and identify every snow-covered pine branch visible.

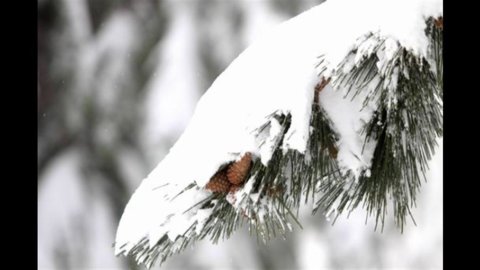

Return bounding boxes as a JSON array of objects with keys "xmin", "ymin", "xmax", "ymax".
[{"xmin": 114, "ymin": 0, "xmax": 443, "ymax": 267}]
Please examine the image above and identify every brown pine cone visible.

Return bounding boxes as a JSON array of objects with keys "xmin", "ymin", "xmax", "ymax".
[
  {"xmin": 227, "ymin": 152, "xmax": 252, "ymax": 185},
  {"xmin": 206, "ymin": 169, "xmax": 231, "ymax": 193}
]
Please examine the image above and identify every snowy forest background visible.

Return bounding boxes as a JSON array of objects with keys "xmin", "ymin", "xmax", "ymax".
[{"xmin": 38, "ymin": 0, "xmax": 443, "ymax": 269}]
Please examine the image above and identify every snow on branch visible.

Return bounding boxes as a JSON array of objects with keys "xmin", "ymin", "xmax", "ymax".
[{"xmin": 114, "ymin": 0, "xmax": 443, "ymax": 267}]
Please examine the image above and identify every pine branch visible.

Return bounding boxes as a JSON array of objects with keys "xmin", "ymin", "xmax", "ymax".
[
  {"xmin": 117, "ymin": 16, "xmax": 443, "ymax": 268},
  {"xmin": 313, "ymin": 17, "xmax": 443, "ymax": 231}
]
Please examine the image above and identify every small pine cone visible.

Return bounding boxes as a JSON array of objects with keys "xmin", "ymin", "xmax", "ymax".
[
  {"xmin": 206, "ymin": 169, "xmax": 231, "ymax": 193},
  {"xmin": 227, "ymin": 152, "xmax": 252, "ymax": 185}
]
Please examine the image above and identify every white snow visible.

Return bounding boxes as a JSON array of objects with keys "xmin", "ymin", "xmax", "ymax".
[
  {"xmin": 115, "ymin": 0, "xmax": 442, "ymax": 257},
  {"xmin": 257, "ymin": 117, "xmax": 284, "ymax": 165},
  {"xmin": 319, "ymin": 82, "xmax": 378, "ymax": 179}
]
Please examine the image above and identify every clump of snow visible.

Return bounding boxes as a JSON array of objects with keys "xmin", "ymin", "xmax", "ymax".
[
  {"xmin": 319, "ymin": 81, "xmax": 378, "ymax": 180},
  {"xmin": 115, "ymin": 0, "xmax": 442, "ymax": 258},
  {"xmin": 256, "ymin": 117, "xmax": 285, "ymax": 165}
]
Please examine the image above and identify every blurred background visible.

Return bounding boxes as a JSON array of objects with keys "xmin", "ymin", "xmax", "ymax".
[{"xmin": 37, "ymin": 0, "xmax": 443, "ymax": 269}]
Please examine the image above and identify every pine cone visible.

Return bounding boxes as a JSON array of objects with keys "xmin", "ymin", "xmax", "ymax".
[
  {"xmin": 227, "ymin": 152, "xmax": 252, "ymax": 185},
  {"xmin": 206, "ymin": 169, "xmax": 231, "ymax": 193}
]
